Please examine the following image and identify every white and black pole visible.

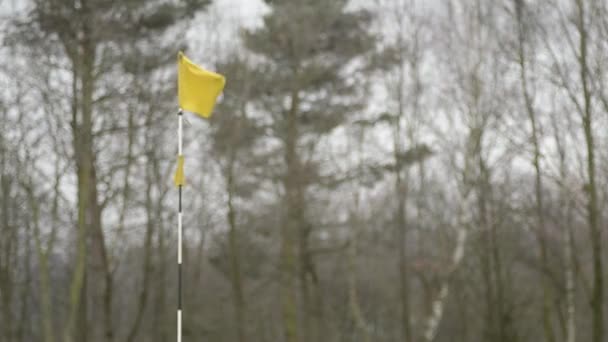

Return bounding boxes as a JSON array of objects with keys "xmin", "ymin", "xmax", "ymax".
[{"xmin": 177, "ymin": 108, "xmax": 184, "ymax": 342}]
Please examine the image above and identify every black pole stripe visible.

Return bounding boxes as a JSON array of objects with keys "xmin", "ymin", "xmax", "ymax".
[
  {"xmin": 178, "ymin": 183, "xmax": 182, "ymax": 313},
  {"xmin": 178, "ymin": 185, "xmax": 182, "ymax": 311},
  {"xmin": 178, "ymin": 108, "xmax": 183, "ymax": 340},
  {"xmin": 178, "ymin": 263, "xmax": 182, "ymax": 310},
  {"xmin": 178, "ymin": 186, "xmax": 182, "ymax": 212}
]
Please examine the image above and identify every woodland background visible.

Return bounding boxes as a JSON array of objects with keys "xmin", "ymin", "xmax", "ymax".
[{"xmin": 1, "ymin": 0, "xmax": 608, "ymax": 341}]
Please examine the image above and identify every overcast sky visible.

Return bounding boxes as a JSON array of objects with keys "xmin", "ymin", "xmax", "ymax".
[{"xmin": 212, "ymin": 0, "xmax": 267, "ymax": 24}]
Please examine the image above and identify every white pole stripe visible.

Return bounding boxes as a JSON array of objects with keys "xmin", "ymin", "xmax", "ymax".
[
  {"xmin": 178, "ymin": 114, "xmax": 183, "ymax": 156},
  {"xmin": 177, "ymin": 310, "xmax": 182, "ymax": 342}
]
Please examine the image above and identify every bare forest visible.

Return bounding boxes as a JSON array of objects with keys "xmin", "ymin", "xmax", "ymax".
[{"xmin": 1, "ymin": 0, "xmax": 608, "ymax": 341}]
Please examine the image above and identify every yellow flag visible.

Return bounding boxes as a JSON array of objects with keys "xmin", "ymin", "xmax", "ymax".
[
  {"xmin": 178, "ymin": 52, "xmax": 226, "ymax": 118},
  {"xmin": 174, "ymin": 155, "xmax": 185, "ymax": 186}
]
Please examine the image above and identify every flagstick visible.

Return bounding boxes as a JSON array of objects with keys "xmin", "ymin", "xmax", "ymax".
[{"xmin": 177, "ymin": 108, "xmax": 183, "ymax": 342}]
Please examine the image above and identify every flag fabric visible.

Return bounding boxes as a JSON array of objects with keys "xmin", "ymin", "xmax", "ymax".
[
  {"xmin": 178, "ymin": 51, "xmax": 226, "ymax": 118},
  {"xmin": 174, "ymin": 155, "xmax": 185, "ymax": 186}
]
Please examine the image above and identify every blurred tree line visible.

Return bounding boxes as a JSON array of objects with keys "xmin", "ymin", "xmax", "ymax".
[{"xmin": 0, "ymin": 0, "xmax": 607, "ymax": 341}]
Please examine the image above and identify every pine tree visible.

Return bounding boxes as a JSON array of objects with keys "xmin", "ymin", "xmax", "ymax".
[
  {"xmin": 243, "ymin": 1, "xmax": 375, "ymax": 340},
  {"xmin": 208, "ymin": 56, "xmax": 266, "ymax": 342}
]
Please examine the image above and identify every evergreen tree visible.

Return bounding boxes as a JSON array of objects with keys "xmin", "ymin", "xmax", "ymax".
[{"xmin": 243, "ymin": 1, "xmax": 375, "ymax": 340}]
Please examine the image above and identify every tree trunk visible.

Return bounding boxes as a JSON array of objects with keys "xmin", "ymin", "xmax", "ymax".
[
  {"xmin": 0, "ymin": 135, "xmax": 15, "ymax": 342},
  {"xmin": 514, "ymin": 2, "xmax": 555, "ymax": 340},
  {"xmin": 423, "ymin": 218, "xmax": 468, "ymax": 342},
  {"xmin": 27, "ymin": 177, "xmax": 56, "ymax": 342},
  {"xmin": 478, "ymin": 171, "xmax": 496, "ymax": 341},
  {"xmin": 394, "ymin": 49, "xmax": 412, "ymax": 341},
  {"xmin": 17, "ymin": 213, "xmax": 32, "ymax": 342},
  {"xmin": 347, "ymin": 212, "xmax": 370, "ymax": 342},
  {"xmin": 226, "ymin": 155, "xmax": 246, "ymax": 342},
  {"xmin": 347, "ymin": 131, "xmax": 370, "ymax": 342},
  {"xmin": 155, "ymin": 208, "xmax": 168, "ymax": 342},
  {"xmin": 396, "ymin": 169, "xmax": 412, "ymax": 342},
  {"xmin": 126, "ymin": 156, "xmax": 156, "ymax": 342},
  {"xmin": 281, "ymin": 88, "xmax": 301, "ymax": 342},
  {"xmin": 564, "ymin": 214, "xmax": 576, "ymax": 342},
  {"xmin": 552, "ymin": 109, "xmax": 576, "ymax": 342},
  {"xmin": 64, "ymin": 29, "xmax": 103, "ymax": 342},
  {"xmin": 576, "ymin": 2, "xmax": 603, "ymax": 342}
]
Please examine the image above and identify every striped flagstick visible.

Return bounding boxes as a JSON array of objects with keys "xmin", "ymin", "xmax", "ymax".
[
  {"xmin": 177, "ymin": 108, "xmax": 184, "ymax": 342},
  {"xmin": 175, "ymin": 51, "xmax": 225, "ymax": 342}
]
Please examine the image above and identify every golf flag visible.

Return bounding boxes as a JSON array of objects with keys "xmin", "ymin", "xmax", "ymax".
[
  {"xmin": 174, "ymin": 155, "xmax": 185, "ymax": 186},
  {"xmin": 174, "ymin": 52, "xmax": 225, "ymax": 187},
  {"xmin": 178, "ymin": 51, "xmax": 226, "ymax": 118},
  {"xmin": 176, "ymin": 51, "xmax": 226, "ymax": 342}
]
